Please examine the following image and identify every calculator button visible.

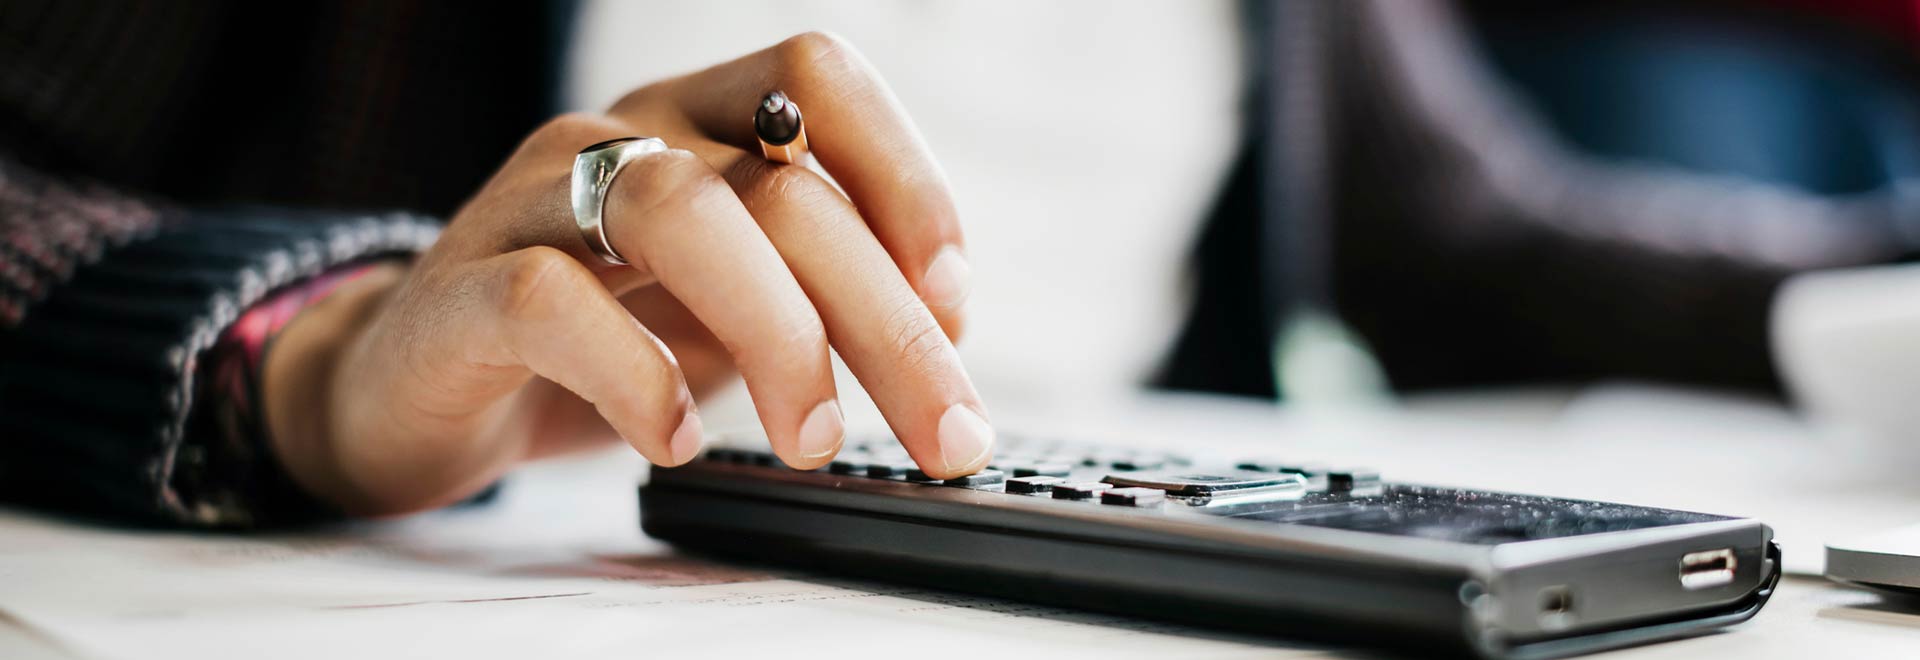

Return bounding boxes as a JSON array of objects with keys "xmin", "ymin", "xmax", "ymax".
[
  {"xmin": 705, "ymin": 448, "xmax": 745, "ymax": 463},
  {"xmin": 1101, "ymin": 487, "xmax": 1167, "ymax": 507},
  {"xmin": 1326, "ymin": 468, "xmax": 1381, "ymax": 491},
  {"xmin": 745, "ymin": 452, "xmax": 777, "ymax": 467},
  {"xmin": 905, "ymin": 469, "xmax": 943, "ymax": 483},
  {"xmin": 1235, "ymin": 461, "xmax": 1331, "ymax": 488},
  {"xmin": 1011, "ymin": 463, "xmax": 1073, "ymax": 478},
  {"xmin": 1052, "ymin": 483, "xmax": 1115, "ymax": 500},
  {"xmin": 1006, "ymin": 476, "xmax": 1066, "ymax": 494},
  {"xmin": 943, "ymin": 469, "xmax": 1005, "ymax": 488},
  {"xmin": 1235, "ymin": 460, "xmax": 1326, "ymax": 475},
  {"xmin": 828, "ymin": 456, "xmax": 872, "ymax": 475},
  {"xmin": 1278, "ymin": 464, "xmax": 1330, "ymax": 488},
  {"xmin": 1101, "ymin": 471, "xmax": 1305, "ymax": 499},
  {"xmin": 1109, "ymin": 456, "xmax": 1166, "ymax": 471},
  {"xmin": 1278, "ymin": 463, "xmax": 1329, "ymax": 477},
  {"xmin": 866, "ymin": 462, "xmax": 914, "ymax": 478}
]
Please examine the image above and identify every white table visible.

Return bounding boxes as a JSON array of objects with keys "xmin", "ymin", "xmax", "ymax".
[{"xmin": 5, "ymin": 385, "xmax": 1920, "ymax": 658}]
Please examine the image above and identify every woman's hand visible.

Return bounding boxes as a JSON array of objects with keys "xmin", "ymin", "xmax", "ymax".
[{"xmin": 261, "ymin": 33, "xmax": 990, "ymax": 515}]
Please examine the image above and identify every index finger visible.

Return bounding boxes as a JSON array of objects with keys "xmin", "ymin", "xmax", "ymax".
[{"xmin": 651, "ymin": 32, "xmax": 971, "ymax": 334}]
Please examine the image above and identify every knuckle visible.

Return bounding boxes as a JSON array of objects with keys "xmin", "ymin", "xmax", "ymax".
[
  {"xmin": 775, "ymin": 30, "xmax": 860, "ymax": 87},
  {"xmin": 532, "ymin": 112, "xmax": 613, "ymax": 148},
  {"xmin": 617, "ymin": 149, "xmax": 735, "ymax": 227},
  {"xmin": 494, "ymin": 246, "xmax": 586, "ymax": 321},
  {"xmin": 735, "ymin": 158, "xmax": 836, "ymax": 214},
  {"xmin": 879, "ymin": 295, "xmax": 951, "ymax": 378},
  {"xmin": 608, "ymin": 80, "xmax": 668, "ymax": 116}
]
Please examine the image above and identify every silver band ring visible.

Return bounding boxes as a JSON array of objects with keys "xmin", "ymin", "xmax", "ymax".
[{"xmin": 571, "ymin": 136, "xmax": 669, "ymax": 265}]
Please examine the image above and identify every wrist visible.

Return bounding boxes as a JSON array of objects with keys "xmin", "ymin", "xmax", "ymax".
[{"xmin": 260, "ymin": 261, "xmax": 409, "ymax": 514}]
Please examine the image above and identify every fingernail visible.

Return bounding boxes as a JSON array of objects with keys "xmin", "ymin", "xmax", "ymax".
[
  {"xmin": 798, "ymin": 399, "xmax": 845, "ymax": 460},
  {"xmin": 668, "ymin": 410, "xmax": 704, "ymax": 465},
  {"xmin": 921, "ymin": 247, "xmax": 971, "ymax": 309},
  {"xmin": 937, "ymin": 404, "xmax": 994, "ymax": 473}
]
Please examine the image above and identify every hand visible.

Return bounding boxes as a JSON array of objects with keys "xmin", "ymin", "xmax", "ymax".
[{"xmin": 262, "ymin": 33, "xmax": 991, "ymax": 515}]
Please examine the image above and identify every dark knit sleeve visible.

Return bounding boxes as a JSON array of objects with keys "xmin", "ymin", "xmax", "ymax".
[{"xmin": 0, "ymin": 156, "xmax": 440, "ymax": 527}]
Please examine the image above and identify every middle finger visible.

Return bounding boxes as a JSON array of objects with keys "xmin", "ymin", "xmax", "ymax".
[
  {"xmin": 600, "ymin": 145, "xmax": 845, "ymax": 470},
  {"xmin": 699, "ymin": 143, "xmax": 994, "ymax": 479}
]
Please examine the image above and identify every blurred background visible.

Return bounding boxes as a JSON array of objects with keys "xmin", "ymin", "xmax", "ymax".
[{"xmin": 571, "ymin": 1, "xmax": 1920, "ymax": 442}]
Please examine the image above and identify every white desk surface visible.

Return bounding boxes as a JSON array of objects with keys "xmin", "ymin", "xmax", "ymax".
[{"xmin": 5, "ymin": 385, "xmax": 1920, "ymax": 658}]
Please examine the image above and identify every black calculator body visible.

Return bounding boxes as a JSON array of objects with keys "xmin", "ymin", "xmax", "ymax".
[{"xmin": 640, "ymin": 435, "xmax": 1779, "ymax": 659}]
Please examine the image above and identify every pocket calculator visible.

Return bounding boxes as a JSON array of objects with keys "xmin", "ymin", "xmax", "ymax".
[{"xmin": 640, "ymin": 434, "xmax": 1779, "ymax": 659}]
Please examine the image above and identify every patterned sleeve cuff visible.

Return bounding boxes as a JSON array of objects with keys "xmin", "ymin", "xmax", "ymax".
[
  {"xmin": 192, "ymin": 262, "xmax": 388, "ymax": 526},
  {"xmin": 0, "ymin": 209, "xmax": 439, "ymax": 527}
]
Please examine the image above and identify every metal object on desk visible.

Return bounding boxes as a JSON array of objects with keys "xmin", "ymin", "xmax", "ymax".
[{"xmin": 1828, "ymin": 524, "xmax": 1920, "ymax": 595}]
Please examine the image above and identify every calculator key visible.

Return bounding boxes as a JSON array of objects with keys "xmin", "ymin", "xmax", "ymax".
[
  {"xmin": 1326, "ymin": 468, "xmax": 1381, "ymax": 492},
  {"xmin": 905, "ymin": 469, "xmax": 943, "ymax": 483},
  {"xmin": 1278, "ymin": 463, "xmax": 1329, "ymax": 477},
  {"xmin": 828, "ymin": 456, "xmax": 872, "ymax": 475},
  {"xmin": 943, "ymin": 470, "xmax": 1006, "ymax": 488},
  {"xmin": 1235, "ymin": 460, "xmax": 1326, "ymax": 475},
  {"xmin": 1279, "ymin": 464, "xmax": 1330, "ymax": 488},
  {"xmin": 705, "ymin": 448, "xmax": 745, "ymax": 463},
  {"xmin": 1109, "ymin": 456, "xmax": 1166, "ymax": 472},
  {"xmin": 1101, "ymin": 487, "xmax": 1167, "ymax": 507},
  {"xmin": 866, "ymin": 462, "xmax": 915, "ymax": 478},
  {"xmin": 745, "ymin": 452, "xmax": 777, "ymax": 467},
  {"xmin": 1006, "ymin": 476, "xmax": 1066, "ymax": 495},
  {"xmin": 1102, "ymin": 471, "xmax": 1306, "ymax": 499},
  {"xmin": 1239, "ymin": 461, "xmax": 1331, "ymax": 488},
  {"xmin": 1012, "ymin": 463, "xmax": 1073, "ymax": 478},
  {"xmin": 1052, "ymin": 483, "xmax": 1115, "ymax": 500}
]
